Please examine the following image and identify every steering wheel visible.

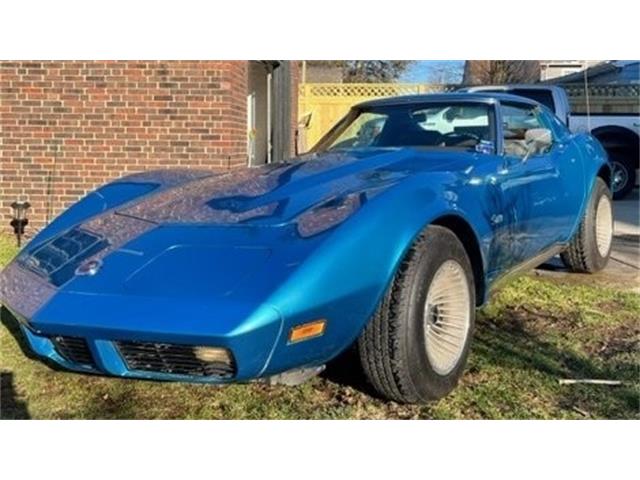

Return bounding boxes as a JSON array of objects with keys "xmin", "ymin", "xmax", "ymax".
[{"xmin": 441, "ymin": 131, "xmax": 482, "ymax": 146}]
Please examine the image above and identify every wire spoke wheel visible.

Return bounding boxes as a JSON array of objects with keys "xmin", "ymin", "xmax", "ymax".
[
  {"xmin": 423, "ymin": 260, "xmax": 471, "ymax": 376},
  {"xmin": 595, "ymin": 195, "xmax": 613, "ymax": 257}
]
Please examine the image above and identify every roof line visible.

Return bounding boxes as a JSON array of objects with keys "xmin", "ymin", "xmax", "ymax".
[{"xmin": 355, "ymin": 92, "xmax": 538, "ymax": 108}]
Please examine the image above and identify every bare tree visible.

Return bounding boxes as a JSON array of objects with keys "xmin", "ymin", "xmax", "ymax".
[
  {"xmin": 426, "ymin": 63, "xmax": 463, "ymax": 84},
  {"xmin": 462, "ymin": 61, "xmax": 541, "ymax": 85},
  {"xmin": 306, "ymin": 61, "xmax": 414, "ymax": 83}
]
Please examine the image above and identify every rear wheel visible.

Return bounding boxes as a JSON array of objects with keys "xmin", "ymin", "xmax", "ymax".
[
  {"xmin": 610, "ymin": 154, "xmax": 636, "ymax": 200},
  {"xmin": 561, "ymin": 178, "xmax": 613, "ymax": 273},
  {"xmin": 357, "ymin": 225, "xmax": 475, "ymax": 404}
]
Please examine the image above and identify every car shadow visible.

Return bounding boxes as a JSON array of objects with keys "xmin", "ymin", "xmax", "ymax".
[
  {"xmin": 321, "ymin": 345, "xmax": 381, "ymax": 398},
  {"xmin": 535, "ymin": 256, "xmax": 567, "ymax": 272},
  {"xmin": 0, "ymin": 371, "xmax": 31, "ymax": 419},
  {"xmin": 1, "ymin": 306, "xmax": 67, "ymax": 372},
  {"xmin": 1, "ymin": 307, "xmax": 37, "ymax": 361}
]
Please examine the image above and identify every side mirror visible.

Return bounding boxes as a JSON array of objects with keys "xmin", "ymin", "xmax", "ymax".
[{"xmin": 523, "ymin": 128, "xmax": 553, "ymax": 161}]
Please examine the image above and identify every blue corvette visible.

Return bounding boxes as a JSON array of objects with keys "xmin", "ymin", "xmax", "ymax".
[{"xmin": 1, "ymin": 93, "xmax": 613, "ymax": 403}]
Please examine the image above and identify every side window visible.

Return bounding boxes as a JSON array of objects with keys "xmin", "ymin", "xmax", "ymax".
[{"xmin": 501, "ymin": 103, "xmax": 547, "ymax": 157}]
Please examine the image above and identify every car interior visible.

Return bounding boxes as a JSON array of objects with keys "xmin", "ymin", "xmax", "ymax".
[
  {"xmin": 368, "ymin": 106, "xmax": 493, "ymax": 149},
  {"xmin": 322, "ymin": 102, "xmax": 555, "ymax": 158},
  {"xmin": 502, "ymin": 104, "xmax": 548, "ymax": 157}
]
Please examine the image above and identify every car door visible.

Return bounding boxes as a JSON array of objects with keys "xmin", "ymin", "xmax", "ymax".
[
  {"xmin": 537, "ymin": 108, "xmax": 587, "ymax": 241},
  {"xmin": 486, "ymin": 101, "xmax": 582, "ymax": 276}
]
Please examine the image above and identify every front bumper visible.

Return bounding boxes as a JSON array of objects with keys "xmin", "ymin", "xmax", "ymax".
[
  {"xmin": 7, "ymin": 298, "xmax": 284, "ymax": 383},
  {"xmin": 19, "ymin": 324, "xmax": 233, "ymax": 383}
]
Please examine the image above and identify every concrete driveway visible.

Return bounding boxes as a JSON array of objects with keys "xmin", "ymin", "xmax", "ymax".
[
  {"xmin": 537, "ymin": 189, "xmax": 639, "ymax": 291},
  {"xmin": 611, "ymin": 189, "xmax": 640, "ymax": 273}
]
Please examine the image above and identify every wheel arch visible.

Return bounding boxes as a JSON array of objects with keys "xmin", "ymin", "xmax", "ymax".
[
  {"xmin": 263, "ymin": 194, "xmax": 491, "ymax": 374},
  {"xmin": 591, "ymin": 125, "xmax": 639, "ymax": 167},
  {"xmin": 597, "ymin": 162, "xmax": 612, "ymax": 189},
  {"xmin": 430, "ymin": 214, "xmax": 486, "ymax": 306}
]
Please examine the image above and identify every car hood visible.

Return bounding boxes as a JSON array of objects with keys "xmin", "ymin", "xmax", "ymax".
[
  {"xmin": 1, "ymin": 148, "xmax": 476, "ymax": 321},
  {"xmin": 114, "ymin": 148, "xmax": 466, "ymax": 227}
]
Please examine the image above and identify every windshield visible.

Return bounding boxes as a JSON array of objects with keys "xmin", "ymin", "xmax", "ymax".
[{"xmin": 314, "ymin": 102, "xmax": 495, "ymax": 153}]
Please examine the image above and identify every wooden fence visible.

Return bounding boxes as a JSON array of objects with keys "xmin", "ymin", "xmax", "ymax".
[
  {"xmin": 298, "ymin": 83, "xmax": 639, "ymax": 149},
  {"xmin": 298, "ymin": 83, "xmax": 455, "ymax": 149}
]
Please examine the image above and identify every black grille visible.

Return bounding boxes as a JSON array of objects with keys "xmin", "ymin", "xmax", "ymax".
[
  {"xmin": 116, "ymin": 341, "xmax": 236, "ymax": 378},
  {"xmin": 51, "ymin": 335, "xmax": 96, "ymax": 367}
]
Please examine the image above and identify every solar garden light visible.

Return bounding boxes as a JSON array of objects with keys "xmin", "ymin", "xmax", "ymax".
[{"xmin": 10, "ymin": 201, "xmax": 30, "ymax": 247}]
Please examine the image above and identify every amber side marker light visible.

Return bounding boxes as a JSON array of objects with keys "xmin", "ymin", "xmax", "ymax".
[{"xmin": 288, "ymin": 319, "xmax": 327, "ymax": 344}]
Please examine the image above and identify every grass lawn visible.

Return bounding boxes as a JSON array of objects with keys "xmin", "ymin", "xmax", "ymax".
[{"xmin": 1, "ymin": 234, "xmax": 638, "ymax": 419}]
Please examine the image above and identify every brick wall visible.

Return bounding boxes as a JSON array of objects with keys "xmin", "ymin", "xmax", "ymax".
[{"xmin": 0, "ymin": 60, "xmax": 250, "ymax": 234}]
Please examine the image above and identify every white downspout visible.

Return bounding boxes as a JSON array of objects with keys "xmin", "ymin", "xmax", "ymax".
[{"xmin": 267, "ymin": 71, "xmax": 272, "ymax": 164}]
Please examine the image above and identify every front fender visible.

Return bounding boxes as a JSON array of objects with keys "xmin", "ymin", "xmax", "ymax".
[{"xmin": 261, "ymin": 172, "xmax": 489, "ymax": 375}]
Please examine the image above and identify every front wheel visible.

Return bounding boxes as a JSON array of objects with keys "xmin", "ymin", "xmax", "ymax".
[
  {"xmin": 561, "ymin": 177, "xmax": 613, "ymax": 273},
  {"xmin": 357, "ymin": 225, "xmax": 475, "ymax": 404}
]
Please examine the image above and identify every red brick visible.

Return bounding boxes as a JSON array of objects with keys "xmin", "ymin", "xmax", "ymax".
[{"xmin": 1, "ymin": 60, "xmax": 298, "ymax": 235}]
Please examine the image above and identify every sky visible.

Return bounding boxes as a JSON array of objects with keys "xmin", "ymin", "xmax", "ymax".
[{"xmin": 400, "ymin": 60, "xmax": 465, "ymax": 83}]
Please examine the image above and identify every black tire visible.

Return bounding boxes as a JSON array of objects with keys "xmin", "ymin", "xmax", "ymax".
[
  {"xmin": 357, "ymin": 225, "xmax": 475, "ymax": 404},
  {"xmin": 610, "ymin": 154, "xmax": 636, "ymax": 201},
  {"xmin": 561, "ymin": 178, "xmax": 613, "ymax": 273}
]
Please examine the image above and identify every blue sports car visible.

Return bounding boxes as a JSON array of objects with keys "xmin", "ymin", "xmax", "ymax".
[{"xmin": 1, "ymin": 93, "xmax": 613, "ymax": 403}]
